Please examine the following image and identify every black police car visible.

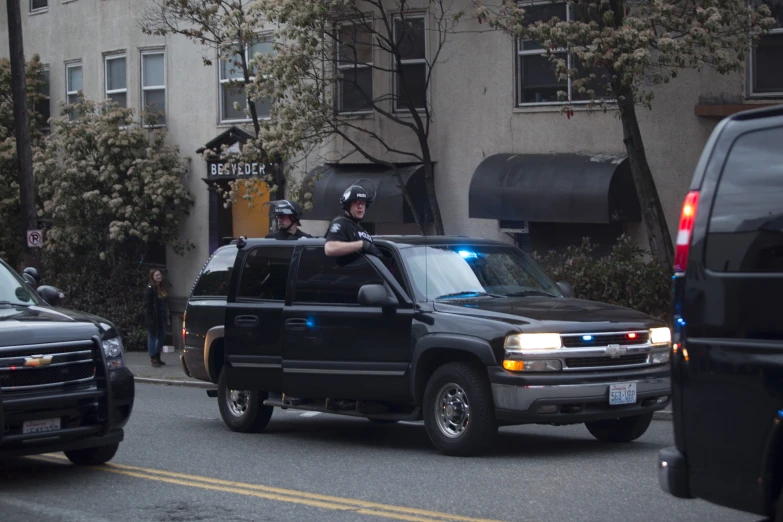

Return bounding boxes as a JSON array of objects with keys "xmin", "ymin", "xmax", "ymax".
[
  {"xmin": 658, "ymin": 105, "xmax": 783, "ymax": 520},
  {"xmin": 183, "ymin": 235, "xmax": 671, "ymax": 456},
  {"xmin": 0, "ymin": 259, "xmax": 134, "ymax": 465}
]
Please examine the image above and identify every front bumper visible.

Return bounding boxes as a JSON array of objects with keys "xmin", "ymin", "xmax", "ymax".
[
  {"xmin": 658, "ymin": 446, "xmax": 692, "ymax": 498},
  {"xmin": 489, "ymin": 366, "xmax": 670, "ymax": 423}
]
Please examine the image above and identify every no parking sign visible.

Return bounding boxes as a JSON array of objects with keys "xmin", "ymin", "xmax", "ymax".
[{"xmin": 27, "ymin": 230, "xmax": 43, "ymax": 248}]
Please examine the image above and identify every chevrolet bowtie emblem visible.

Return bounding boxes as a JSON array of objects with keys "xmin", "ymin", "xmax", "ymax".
[
  {"xmin": 24, "ymin": 355, "xmax": 54, "ymax": 367},
  {"xmin": 605, "ymin": 344, "xmax": 627, "ymax": 359}
]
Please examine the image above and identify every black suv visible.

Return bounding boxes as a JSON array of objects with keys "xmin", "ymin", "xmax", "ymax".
[
  {"xmin": 0, "ymin": 259, "xmax": 134, "ymax": 465},
  {"xmin": 184, "ymin": 236, "xmax": 671, "ymax": 456},
  {"xmin": 659, "ymin": 105, "xmax": 783, "ymax": 519}
]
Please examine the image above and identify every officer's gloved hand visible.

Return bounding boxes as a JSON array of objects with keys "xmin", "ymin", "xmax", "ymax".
[{"xmin": 361, "ymin": 240, "xmax": 382, "ymax": 257}]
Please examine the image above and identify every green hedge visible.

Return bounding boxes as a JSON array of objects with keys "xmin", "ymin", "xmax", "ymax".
[{"xmin": 532, "ymin": 235, "xmax": 672, "ymax": 322}]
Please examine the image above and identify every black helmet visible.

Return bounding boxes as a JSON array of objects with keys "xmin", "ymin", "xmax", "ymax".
[
  {"xmin": 340, "ymin": 184, "xmax": 374, "ymax": 210},
  {"xmin": 270, "ymin": 200, "xmax": 303, "ymax": 219},
  {"xmin": 23, "ymin": 267, "xmax": 41, "ymax": 286}
]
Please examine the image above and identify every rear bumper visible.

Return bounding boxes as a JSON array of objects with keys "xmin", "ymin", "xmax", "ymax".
[
  {"xmin": 0, "ymin": 429, "xmax": 123, "ymax": 459},
  {"xmin": 658, "ymin": 446, "xmax": 692, "ymax": 498},
  {"xmin": 489, "ymin": 366, "xmax": 671, "ymax": 423}
]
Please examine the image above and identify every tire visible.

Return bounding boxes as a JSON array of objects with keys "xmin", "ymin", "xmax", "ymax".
[
  {"xmin": 64, "ymin": 442, "xmax": 119, "ymax": 466},
  {"xmin": 422, "ymin": 362, "xmax": 497, "ymax": 456},
  {"xmin": 585, "ymin": 413, "xmax": 653, "ymax": 443},
  {"xmin": 217, "ymin": 369, "xmax": 273, "ymax": 433}
]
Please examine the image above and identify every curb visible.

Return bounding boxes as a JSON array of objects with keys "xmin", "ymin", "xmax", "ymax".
[
  {"xmin": 134, "ymin": 377, "xmax": 216, "ymax": 390},
  {"xmin": 653, "ymin": 410, "xmax": 672, "ymax": 421}
]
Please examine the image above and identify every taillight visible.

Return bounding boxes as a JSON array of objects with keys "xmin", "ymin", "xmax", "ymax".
[
  {"xmin": 182, "ymin": 311, "xmax": 187, "ymax": 345},
  {"xmin": 674, "ymin": 191, "xmax": 700, "ymax": 273}
]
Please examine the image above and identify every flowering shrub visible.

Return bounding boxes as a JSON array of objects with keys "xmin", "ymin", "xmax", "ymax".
[
  {"xmin": 532, "ymin": 236, "xmax": 672, "ymax": 321},
  {"xmin": 34, "ymin": 98, "xmax": 194, "ymax": 349}
]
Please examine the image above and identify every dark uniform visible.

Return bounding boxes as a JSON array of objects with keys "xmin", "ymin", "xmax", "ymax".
[
  {"xmin": 265, "ymin": 228, "xmax": 312, "ymax": 240},
  {"xmin": 264, "ymin": 200, "xmax": 311, "ymax": 240},
  {"xmin": 324, "ymin": 216, "xmax": 380, "ymax": 256}
]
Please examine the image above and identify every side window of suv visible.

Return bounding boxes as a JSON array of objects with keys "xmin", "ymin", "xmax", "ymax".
[
  {"xmin": 238, "ymin": 247, "xmax": 292, "ymax": 300},
  {"xmin": 192, "ymin": 247, "xmax": 237, "ymax": 297},
  {"xmin": 706, "ymin": 125, "xmax": 783, "ymax": 273},
  {"xmin": 294, "ymin": 248, "xmax": 384, "ymax": 304}
]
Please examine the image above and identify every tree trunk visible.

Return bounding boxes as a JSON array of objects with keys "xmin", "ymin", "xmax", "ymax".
[
  {"xmin": 615, "ymin": 86, "xmax": 674, "ymax": 269},
  {"xmin": 6, "ymin": 0, "xmax": 40, "ymax": 271},
  {"xmin": 420, "ymin": 146, "xmax": 445, "ymax": 235}
]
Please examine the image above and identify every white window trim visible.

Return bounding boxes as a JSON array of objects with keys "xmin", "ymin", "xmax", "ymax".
[
  {"xmin": 392, "ymin": 13, "xmax": 428, "ymax": 113},
  {"xmin": 29, "ymin": 0, "xmax": 48, "ymax": 14},
  {"xmin": 65, "ymin": 62, "xmax": 82, "ymax": 103},
  {"xmin": 104, "ymin": 54, "xmax": 127, "ymax": 107},
  {"xmin": 336, "ymin": 20, "xmax": 374, "ymax": 115},
  {"xmin": 141, "ymin": 50, "xmax": 166, "ymax": 126},
  {"xmin": 747, "ymin": 26, "xmax": 783, "ymax": 98},
  {"xmin": 219, "ymin": 34, "xmax": 273, "ymax": 124}
]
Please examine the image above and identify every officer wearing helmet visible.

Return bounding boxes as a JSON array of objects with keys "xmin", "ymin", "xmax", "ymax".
[
  {"xmin": 324, "ymin": 184, "xmax": 381, "ymax": 258},
  {"xmin": 265, "ymin": 200, "xmax": 312, "ymax": 240}
]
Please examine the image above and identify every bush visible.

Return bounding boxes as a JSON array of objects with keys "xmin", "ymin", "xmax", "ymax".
[{"xmin": 532, "ymin": 235, "xmax": 672, "ymax": 322}]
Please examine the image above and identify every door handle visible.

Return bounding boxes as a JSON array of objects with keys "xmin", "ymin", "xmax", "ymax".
[
  {"xmin": 285, "ymin": 318, "xmax": 308, "ymax": 331},
  {"xmin": 235, "ymin": 315, "xmax": 259, "ymax": 327}
]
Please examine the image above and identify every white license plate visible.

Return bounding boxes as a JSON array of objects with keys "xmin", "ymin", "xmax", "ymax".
[
  {"xmin": 23, "ymin": 418, "xmax": 61, "ymax": 434},
  {"xmin": 609, "ymin": 383, "xmax": 637, "ymax": 405}
]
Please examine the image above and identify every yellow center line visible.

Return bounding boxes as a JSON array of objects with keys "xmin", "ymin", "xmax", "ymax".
[{"xmin": 32, "ymin": 455, "xmax": 503, "ymax": 522}]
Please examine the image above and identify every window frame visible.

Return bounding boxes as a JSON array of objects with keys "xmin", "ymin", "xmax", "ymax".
[
  {"xmin": 29, "ymin": 0, "xmax": 48, "ymax": 14},
  {"xmin": 747, "ymin": 1, "xmax": 783, "ymax": 98},
  {"xmin": 335, "ymin": 19, "xmax": 375, "ymax": 115},
  {"xmin": 104, "ymin": 53, "xmax": 128, "ymax": 108},
  {"xmin": 218, "ymin": 33, "xmax": 274, "ymax": 124},
  {"xmin": 292, "ymin": 247, "xmax": 386, "ymax": 306},
  {"xmin": 141, "ymin": 49, "xmax": 167, "ymax": 126},
  {"xmin": 392, "ymin": 13, "xmax": 429, "ymax": 113},
  {"xmin": 236, "ymin": 246, "xmax": 294, "ymax": 303},
  {"xmin": 65, "ymin": 61, "xmax": 83, "ymax": 119}
]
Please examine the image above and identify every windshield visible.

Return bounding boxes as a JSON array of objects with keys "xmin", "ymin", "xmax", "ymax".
[
  {"xmin": 0, "ymin": 261, "xmax": 41, "ymax": 306},
  {"xmin": 399, "ymin": 244, "xmax": 562, "ymax": 301}
]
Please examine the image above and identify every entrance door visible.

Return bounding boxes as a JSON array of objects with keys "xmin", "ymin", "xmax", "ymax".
[{"xmin": 281, "ymin": 247, "xmax": 414, "ymax": 401}]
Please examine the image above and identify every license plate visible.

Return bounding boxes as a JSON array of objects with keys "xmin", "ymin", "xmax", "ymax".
[
  {"xmin": 23, "ymin": 418, "xmax": 61, "ymax": 434},
  {"xmin": 609, "ymin": 383, "xmax": 637, "ymax": 405}
]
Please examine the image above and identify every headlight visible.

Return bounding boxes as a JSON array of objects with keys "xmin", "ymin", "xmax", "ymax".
[
  {"xmin": 650, "ymin": 327, "xmax": 672, "ymax": 345},
  {"xmin": 505, "ymin": 333, "xmax": 562, "ymax": 350},
  {"xmin": 101, "ymin": 337, "xmax": 125, "ymax": 369}
]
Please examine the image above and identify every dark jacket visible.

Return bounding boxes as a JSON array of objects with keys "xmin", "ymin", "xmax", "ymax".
[
  {"xmin": 265, "ymin": 228, "xmax": 312, "ymax": 240},
  {"xmin": 143, "ymin": 284, "xmax": 168, "ymax": 331}
]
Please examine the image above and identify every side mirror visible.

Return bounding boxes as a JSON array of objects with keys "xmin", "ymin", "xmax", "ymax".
[
  {"xmin": 556, "ymin": 282, "xmax": 575, "ymax": 298},
  {"xmin": 37, "ymin": 285, "xmax": 64, "ymax": 307},
  {"xmin": 358, "ymin": 284, "xmax": 398, "ymax": 309}
]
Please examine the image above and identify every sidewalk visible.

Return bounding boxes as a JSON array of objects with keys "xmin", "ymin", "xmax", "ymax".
[
  {"xmin": 123, "ymin": 350, "xmax": 672, "ymax": 420},
  {"xmin": 124, "ymin": 349, "xmax": 215, "ymax": 389}
]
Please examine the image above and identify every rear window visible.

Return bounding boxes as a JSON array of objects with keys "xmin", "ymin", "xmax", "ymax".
[
  {"xmin": 238, "ymin": 247, "xmax": 292, "ymax": 301},
  {"xmin": 192, "ymin": 247, "xmax": 237, "ymax": 297},
  {"xmin": 705, "ymin": 125, "xmax": 783, "ymax": 272}
]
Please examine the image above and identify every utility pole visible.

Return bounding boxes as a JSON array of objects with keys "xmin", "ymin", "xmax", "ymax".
[{"xmin": 6, "ymin": 0, "xmax": 41, "ymax": 270}]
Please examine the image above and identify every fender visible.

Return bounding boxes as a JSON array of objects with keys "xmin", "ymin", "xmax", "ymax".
[
  {"xmin": 203, "ymin": 325, "xmax": 225, "ymax": 383},
  {"xmin": 410, "ymin": 333, "xmax": 498, "ymax": 401}
]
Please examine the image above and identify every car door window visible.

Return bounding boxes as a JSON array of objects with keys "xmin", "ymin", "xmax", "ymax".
[
  {"xmin": 706, "ymin": 125, "xmax": 783, "ymax": 273},
  {"xmin": 192, "ymin": 247, "xmax": 237, "ymax": 297},
  {"xmin": 238, "ymin": 247, "xmax": 293, "ymax": 300},
  {"xmin": 294, "ymin": 248, "xmax": 384, "ymax": 304}
]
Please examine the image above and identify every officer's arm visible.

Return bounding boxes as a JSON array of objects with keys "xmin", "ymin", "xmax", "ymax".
[{"xmin": 324, "ymin": 240, "xmax": 363, "ymax": 257}]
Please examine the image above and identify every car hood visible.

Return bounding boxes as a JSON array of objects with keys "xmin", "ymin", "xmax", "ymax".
[
  {"xmin": 0, "ymin": 305, "xmax": 115, "ymax": 347},
  {"xmin": 432, "ymin": 296, "xmax": 666, "ymax": 333}
]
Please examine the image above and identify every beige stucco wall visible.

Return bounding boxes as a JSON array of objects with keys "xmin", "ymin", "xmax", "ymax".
[{"xmin": 0, "ymin": 0, "xmax": 764, "ymax": 299}]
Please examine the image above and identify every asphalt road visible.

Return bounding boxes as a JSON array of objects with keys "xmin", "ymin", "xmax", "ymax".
[{"xmin": 0, "ymin": 383, "xmax": 760, "ymax": 522}]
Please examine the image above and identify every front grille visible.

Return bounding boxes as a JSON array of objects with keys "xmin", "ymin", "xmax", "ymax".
[
  {"xmin": 562, "ymin": 332, "xmax": 650, "ymax": 348},
  {"xmin": 565, "ymin": 354, "xmax": 649, "ymax": 368},
  {"xmin": 0, "ymin": 341, "xmax": 97, "ymax": 391}
]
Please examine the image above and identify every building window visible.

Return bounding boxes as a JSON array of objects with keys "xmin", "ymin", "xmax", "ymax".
[
  {"xmin": 516, "ymin": 2, "xmax": 608, "ymax": 105},
  {"xmin": 336, "ymin": 22, "xmax": 374, "ymax": 113},
  {"xmin": 66, "ymin": 62, "xmax": 82, "ymax": 119},
  {"xmin": 393, "ymin": 16, "xmax": 427, "ymax": 111},
  {"xmin": 142, "ymin": 51, "xmax": 166, "ymax": 124},
  {"xmin": 36, "ymin": 67, "xmax": 50, "ymax": 131},
  {"xmin": 105, "ymin": 54, "xmax": 127, "ymax": 108},
  {"xmin": 750, "ymin": 0, "xmax": 783, "ymax": 96},
  {"xmin": 219, "ymin": 35, "xmax": 274, "ymax": 123},
  {"xmin": 30, "ymin": 0, "xmax": 47, "ymax": 13}
]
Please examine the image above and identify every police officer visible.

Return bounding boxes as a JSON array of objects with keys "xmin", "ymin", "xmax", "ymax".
[
  {"xmin": 324, "ymin": 184, "xmax": 381, "ymax": 257},
  {"xmin": 265, "ymin": 200, "xmax": 312, "ymax": 240}
]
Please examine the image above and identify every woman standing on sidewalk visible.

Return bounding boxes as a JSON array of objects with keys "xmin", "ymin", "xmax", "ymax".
[{"xmin": 144, "ymin": 269, "xmax": 169, "ymax": 368}]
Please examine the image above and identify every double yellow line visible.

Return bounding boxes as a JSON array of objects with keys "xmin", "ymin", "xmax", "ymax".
[{"xmin": 35, "ymin": 455, "xmax": 503, "ymax": 522}]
